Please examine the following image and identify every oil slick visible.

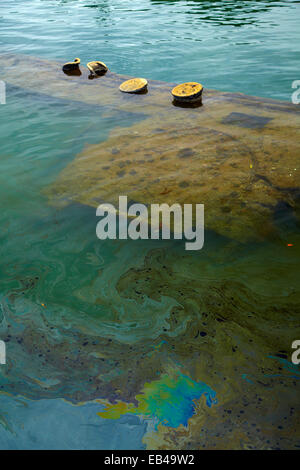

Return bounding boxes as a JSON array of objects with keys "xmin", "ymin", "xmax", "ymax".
[
  {"xmin": 0, "ymin": 53, "xmax": 300, "ymax": 450},
  {"xmin": 97, "ymin": 371, "xmax": 217, "ymax": 428}
]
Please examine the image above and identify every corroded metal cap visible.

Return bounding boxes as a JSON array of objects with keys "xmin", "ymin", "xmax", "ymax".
[
  {"xmin": 119, "ymin": 78, "xmax": 148, "ymax": 93},
  {"xmin": 62, "ymin": 58, "xmax": 81, "ymax": 72},
  {"xmin": 171, "ymin": 82, "xmax": 203, "ymax": 101},
  {"xmin": 87, "ymin": 61, "xmax": 108, "ymax": 75}
]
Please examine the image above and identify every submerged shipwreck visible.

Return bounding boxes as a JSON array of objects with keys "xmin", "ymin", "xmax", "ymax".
[
  {"xmin": 1, "ymin": 53, "xmax": 300, "ymax": 450},
  {"xmin": 1, "ymin": 53, "xmax": 299, "ymax": 245}
]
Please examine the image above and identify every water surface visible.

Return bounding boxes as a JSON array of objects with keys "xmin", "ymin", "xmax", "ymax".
[{"xmin": 0, "ymin": 0, "xmax": 300, "ymax": 450}]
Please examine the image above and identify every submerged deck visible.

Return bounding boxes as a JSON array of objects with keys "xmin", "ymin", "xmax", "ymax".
[{"xmin": 1, "ymin": 53, "xmax": 300, "ymax": 242}]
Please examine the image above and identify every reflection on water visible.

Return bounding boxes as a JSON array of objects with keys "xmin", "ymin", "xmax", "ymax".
[{"xmin": 150, "ymin": 0, "xmax": 286, "ymax": 26}]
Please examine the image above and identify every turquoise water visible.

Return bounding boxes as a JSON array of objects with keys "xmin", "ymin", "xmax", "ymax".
[
  {"xmin": 1, "ymin": 0, "xmax": 300, "ymax": 100},
  {"xmin": 0, "ymin": 0, "xmax": 300, "ymax": 450},
  {"xmin": 0, "ymin": 395, "xmax": 147, "ymax": 449}
]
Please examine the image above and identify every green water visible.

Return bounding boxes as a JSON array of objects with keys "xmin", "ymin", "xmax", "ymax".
[{"xmin": 0, "ymin": 0, "xmax": 300, "ymax": 450}]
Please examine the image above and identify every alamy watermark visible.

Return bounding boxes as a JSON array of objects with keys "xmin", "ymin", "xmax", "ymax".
[
  {"xmin": 0, "ymin": 340, "xmax": 6, "ymax": 365},
  {"xmin": 291, "ymin": 340, "xmax": 300, "ymax": 365},
  {"xmin": 0, "ymin": 80, "xmax": 6, "ymax": 104},
  {"xmin": 96, "ymin": 196, "xmax": 204, "ymax": 250},
  {"xmin": 291, "ymin": 80, "xmax": 300, "ymax": 104}
]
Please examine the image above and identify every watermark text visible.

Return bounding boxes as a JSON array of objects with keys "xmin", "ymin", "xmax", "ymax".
[
  {"xmin": 291, "ymin": 340, "xmax": 300, "ymax": 365},
  {"xmin": 96, "ymin": 196, "xmax": 204, "ymax": 250},
  {"xmin": 291, "ymin": 80, "xmax": 300, "ymax": 104},
  {"xmin": 0, "ymin": 340, "xmax": 6, "ymax": 365},
  {"xmin": 0, "ymin": 80, "xmax": 6, "ymax": 104}
]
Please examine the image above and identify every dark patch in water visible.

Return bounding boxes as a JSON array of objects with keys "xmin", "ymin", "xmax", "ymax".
[
  {"xmin": 222, "ymin": 112, "xmax": 272, "ymax": 129},
  {"xmin": 177, "ymin": 148, "xmax": 195, "ymax": 159}
]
